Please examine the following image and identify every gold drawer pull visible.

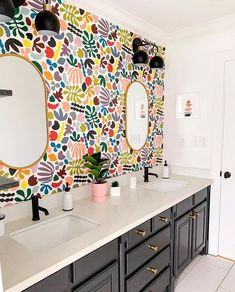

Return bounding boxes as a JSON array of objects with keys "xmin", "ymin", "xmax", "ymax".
[
  {"xmin": 194, "ymin": 211, "xmax": 200, "ymax": 217},
  {"xmin": 188, "ymin": 214, "xmax": 197, "ymax": 219},
  {"xmin": 158, "ymin": 216, "xmax": 169, "ymax": 223},
  {"xmin": 148, "ymin": 244, "xmax": 158, "ymax": 252},
  {"xmin": 135, "ymin": 229, "xmax": 146, "ymax": 237},
  {"xmin": 147, "ymin": 267, "xmax": 158, "ymax": 274}
]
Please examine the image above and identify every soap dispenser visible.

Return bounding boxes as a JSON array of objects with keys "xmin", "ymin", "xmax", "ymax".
[
  {"xmin": 63, "ymin": 183, "xmax": 73, "ymax": 211},
  {"xmin": 162, "ymin": 160, "xmax": 169, "ymax": 179}
]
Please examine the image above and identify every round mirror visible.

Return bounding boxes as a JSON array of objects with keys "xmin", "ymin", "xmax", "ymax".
[
  {"xmin": 125, "ymin": 81, "xmax": 149, "ymax": 150},
  {"xmin": 0, "ymin": 54, "xmax": 48, "ymax": 169}
]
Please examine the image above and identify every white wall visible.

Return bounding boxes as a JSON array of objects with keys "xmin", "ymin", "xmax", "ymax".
[{"xmin": 165, "ymin": 26, "xmax": 235, "ymax": 255}]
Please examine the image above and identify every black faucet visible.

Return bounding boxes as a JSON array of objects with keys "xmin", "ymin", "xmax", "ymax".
[
  {"xmin": 32, "ymin": 194, "xmax": 49, "ymax": 221},
  {"xmin": 144, "ymin": 167, "xmax": 158, "ymax": 182}
]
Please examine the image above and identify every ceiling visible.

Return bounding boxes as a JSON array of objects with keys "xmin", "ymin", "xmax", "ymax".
[{"xmin": 93, "ymin": 0, "xmax": 235, "ymax": 33}]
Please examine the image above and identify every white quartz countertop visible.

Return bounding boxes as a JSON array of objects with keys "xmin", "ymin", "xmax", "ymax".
[{"xmin": 0, "ymin": 174, "xmax": 212, "ymax": 292}]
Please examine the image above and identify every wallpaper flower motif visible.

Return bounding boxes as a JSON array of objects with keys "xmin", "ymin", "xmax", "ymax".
[{"xmin": 0, "ymin": 1, "xmax": 165, "ymax": 207}]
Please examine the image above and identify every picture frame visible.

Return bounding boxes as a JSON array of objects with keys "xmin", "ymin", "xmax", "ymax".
[{"xmin": 176, "ymin": 93, "xmax": 201, "ymax": 119}]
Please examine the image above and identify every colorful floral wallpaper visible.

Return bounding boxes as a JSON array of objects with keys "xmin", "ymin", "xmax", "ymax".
[{"xmin": 0, "ymin": 0, "xmax": 165, "ymax": 207}]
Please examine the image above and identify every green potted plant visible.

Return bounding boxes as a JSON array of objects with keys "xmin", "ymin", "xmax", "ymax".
[
  {"xmin": 110, "ymin": 181, "xmax": 120, "ymax": 197},
  {"xmin": 83, "ymin": 152, "xmax": 109, "ymax": 202}
]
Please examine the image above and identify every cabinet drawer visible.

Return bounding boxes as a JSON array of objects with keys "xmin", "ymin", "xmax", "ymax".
[
  {"xmin": 126, "ymin": 247, "xmax": 170, "ymax": 292},
  {"xmin": 73, "ymin": 261, "xmax": 119, "ymax": 292},
  {"xmin": 193, "ymin": 188, "xmax": 207, "ymax": 206},
  {"xmin": 127, "ymin": 220, "xmax": 151, "ymax": 250},
  {"xmin": 72, "ymin": 239, "xmax": 118, "ymax": 284},
  {"xmin": 126, "ymin": 227, "xmax": 170, "ymax": 275},
  {"xmin": 175, "ymin": 196, "xmax": 193, "ymax": 218},
  {"xmin": 153, "ymin": 208, "xmax": 171, "ymax": 232},
  {"xmin": 145, "ymin": 268, "xmax": 170, "ymax": 292}
]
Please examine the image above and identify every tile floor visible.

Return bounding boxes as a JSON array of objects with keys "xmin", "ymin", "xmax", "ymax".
[{"xmin": 175, "ymin": 255, "xmax": 235, "ymax": 292}]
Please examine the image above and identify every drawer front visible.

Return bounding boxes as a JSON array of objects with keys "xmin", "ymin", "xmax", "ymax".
[
  {"xmin": 193, "ymin": 188, "xmax": 207, "ymax": 206},
  {"xmin": 152, "ymin": 208, "xmax": 171, "ymax": 232},
  {"xmin": 126, "ymin": 227, "xmax": 170, "ymax": 275},
  {"xmin": 73, "ymin": 239, "xmax": 118, "ymax": 284},
  {"xmin": 74, "ymin": 261, "xmax": 119, "ymax": 292},
  {"xmin": 127, "ymin": 220, "xmax": 151, "ymax": 250},
  {"xmin": 175, "ymin": 196, "xmax": 193, "ymax": 218},
  {"xmin": 145, "ymin": 268, "xmax": 170, "ymax": 292},
  {"xmin": 126, "ymin": 247, "xmax": 170, "ymax": 292}
]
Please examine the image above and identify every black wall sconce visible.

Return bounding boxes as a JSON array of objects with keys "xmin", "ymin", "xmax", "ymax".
[
  {"xmin": 132, "ymin": 37, "xmax": 164, "ymax": 69},
  {"xmin": 35, "ymin": 0, "xmax": 60, "ymax": 36},
  {"xmin": 0, "ymin": 0, "xmax": 60, "ymax": 36},
  {"xmin": 0, "ymin": 0, "xmax": 25, "ymax": 22}
]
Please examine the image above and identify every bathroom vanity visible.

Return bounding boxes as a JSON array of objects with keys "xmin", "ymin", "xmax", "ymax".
[{"xmin": 0, "ymin": 175, "xmax": 212, "ymax": 292}]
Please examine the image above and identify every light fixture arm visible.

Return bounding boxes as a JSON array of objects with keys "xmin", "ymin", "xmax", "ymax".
[{"xmin": 132, "ymin": 37, "xmax": 159, "ymax": 53}]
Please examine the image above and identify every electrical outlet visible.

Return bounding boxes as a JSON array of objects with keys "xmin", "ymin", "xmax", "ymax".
[
  {"xmin": 179, "ymin": 136, "xmax": 187, "ymax": 146},
  {"xmin": 192, "ymin": 136, "xmax": 207, "ymax": 148}
]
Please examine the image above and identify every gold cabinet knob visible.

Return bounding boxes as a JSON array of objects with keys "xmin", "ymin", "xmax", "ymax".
[
  {"xmin": 193, "ymin": 211, "xmax": 200, "ymax": 217},
  {"xmin": 188, "ymin": 214, "xmax": 197, "ymax": 219},
  {"xmin": 135, "ymin": 229, "xmax": 146, "ymax": 237},
  {"xmin": 147, "ymin": 244, "xmax": 158, "ymax": 252},
  {"xmin": 158, "ymin": 216, "xmax": 169, "ymax": 223},
  {"xmin": 147, "ymin": 266, "xmax": 158, "ymax": 274}
]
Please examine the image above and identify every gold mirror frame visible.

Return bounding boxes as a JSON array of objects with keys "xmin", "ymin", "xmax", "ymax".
[
  {"xmin": 0, "ymin": 53, "xmax": 49, "ymax": 169},
  {"xmin": 125, "ymin": 81, "xmax": 149, "ymax": 151}
]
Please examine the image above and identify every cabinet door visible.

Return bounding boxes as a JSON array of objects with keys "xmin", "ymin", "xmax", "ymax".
[
  {"xmin": 23, "ymin": 266, "xmax": 70, "ymax": 292},
  {"xmin": 74, "ymin": 261, "xmax": 119, "ymax": 292},
  {"xmin": 174, "ymin": 213, "xmax": 192, "ymax": 277},
  {"xmin": 192, "ymin": 201, "xmax": 207, "ymax": 258}
]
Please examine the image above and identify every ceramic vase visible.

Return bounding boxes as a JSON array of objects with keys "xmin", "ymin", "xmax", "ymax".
[
  {"xmin": 110, "ymin": 186, "xmax": 121, "ymax": 197},
  {"xmin": 92, "ymin": 182, "xmax": 108, "ymax": 202}
]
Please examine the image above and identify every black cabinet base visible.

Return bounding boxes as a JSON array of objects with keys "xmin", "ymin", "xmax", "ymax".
[{"xmin": 24, "ymin": 186, "xmax": 210, "ymax": 292}]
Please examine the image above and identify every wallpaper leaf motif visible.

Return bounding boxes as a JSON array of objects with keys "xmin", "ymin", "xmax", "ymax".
[
  {"xmin": 0, "ymin": 1, "xmax": 165, "ymax": 207},
  {"xmin": 85, "ymin": 106, "xmax": 100, "ymax": 129},
  {"xmin": 98, "ymin": 19, "xmax": 110, "ymax": 38},
  {"xmin": 60, "ymin": 3, "xmax": 82, "ymax": 26},
  {"xmin": 8, "ymin": 9, "xmax": 28, "ymax": 38},
  {"xmin": 67, "ymin": 159, "xmax": 86, "ymax": 176},
  {"xmin": 64, "ymin": 85, "xmax": 85, "ymax": 103},
  {"xmin": 82, "ymin": 31, "xmax": 98, "ymax": 58}
]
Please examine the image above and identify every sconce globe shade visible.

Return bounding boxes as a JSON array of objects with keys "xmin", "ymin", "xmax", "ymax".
[
  {"xmin": 149, "ymin": 55, "xmax": 164, "ymax": 69},
  {"xmin": 133, "ymin": 50, "xmax": 148, "ymax": 67},
  {"xmin": 0, "ymin": 0, "xmax": 15, "ymax": 23},
  {"xmin": 35, "ymin": 10, "xmax": 60, "ymax": 36}
]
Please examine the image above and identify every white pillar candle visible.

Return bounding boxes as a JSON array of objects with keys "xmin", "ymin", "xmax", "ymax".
[{"xmin": 129, "ymin": 177, "xmax": 137, "ymax": 189}]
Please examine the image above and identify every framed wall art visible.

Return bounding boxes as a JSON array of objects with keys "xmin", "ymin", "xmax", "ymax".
[{"xmin": 176, "ymin": 93, "xmax": 201, "ymax": 119}]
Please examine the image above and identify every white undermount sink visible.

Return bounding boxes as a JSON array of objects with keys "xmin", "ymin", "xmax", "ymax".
[
  {"xmin": 145, "ymin": 179, "xmax": 188, "ymax": 192},
  {"xmin": 11, "ymin": 214, "xmax": 99, "ymax": 251}
]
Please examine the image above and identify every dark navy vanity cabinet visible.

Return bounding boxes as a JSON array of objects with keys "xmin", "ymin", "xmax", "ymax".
[
  {"xmin": 23, "ymin": 187, "xmax": 210, "ymax": 292},
  {"xmin": 173, "ymin": 188, "xmax": 209, "ymax": 277}
]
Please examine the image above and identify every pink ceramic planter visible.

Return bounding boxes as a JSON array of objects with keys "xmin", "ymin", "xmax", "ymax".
[{"xmin": 92, "ymin": 182, "xmax": 108, "ymax": 202}]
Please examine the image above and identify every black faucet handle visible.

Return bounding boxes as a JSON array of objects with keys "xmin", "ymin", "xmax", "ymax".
[
  {"xmin": 32, "ymin": 193, "xmax": 42, "ymax": 199},
  {"xmin": 32, "ymin": 193, "xmax": 48, "ymax": 221}
]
